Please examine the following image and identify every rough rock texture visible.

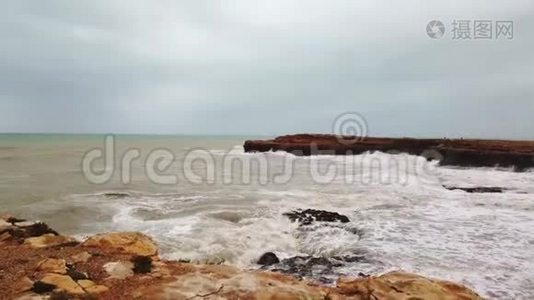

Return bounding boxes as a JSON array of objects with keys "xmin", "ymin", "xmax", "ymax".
[
  {"xmin": 0, "ymin": 214, "xmax": 484, "ymax": 300},
  {"xmin": 83, "ymin": 232, "xmax": 158, "ymax": 256},
  {"xmin": 335, "ymin": 271, "xmax": 484, "ymax": 300},
  {"xmin": 244, "ymin": 134, "xmax": 534, "ymax": 171}
]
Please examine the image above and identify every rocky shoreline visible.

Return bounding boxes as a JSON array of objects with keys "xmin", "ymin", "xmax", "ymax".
[
  {"xmin": 0, "ymin": 213, "xmax": 484, "ymax": 299},
  {"xmin": 244, "ymin": 134, "xmax": 534, "ymax": 171}
]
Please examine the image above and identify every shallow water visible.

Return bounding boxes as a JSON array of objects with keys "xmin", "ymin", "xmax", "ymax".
[{"xmin": 1, "ymin": 134, "xmax": 533, "ymax": 299}]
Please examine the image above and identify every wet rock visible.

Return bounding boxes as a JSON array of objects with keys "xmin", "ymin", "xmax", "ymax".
[
  {"xmin": 39, "ymin": 274, "xmax": 85, "ymax": 295},
  {"xmin": 283, "ymin": 209, "xmax": 350, "ymax": 226},
  {"xmin": 444, "ymin": 186, "xmax": 505, "ymax": 193},
  {"xmin": 132, "ymin": 256, "xmax": 152, "ymax": 274},
  {"xmin": 266, "ymin": 255, "xmax": 368, "ymax": 283},
  {"xmin": 6, "ymin": 217, "xmax": 26, "ymax": 224},
  {"xmin": 257, "ymin": 252, "xmax": 280, "ymax": 266},
  {"xmin": 83, "ymin": 232, "xmax": 158, "ymax": 256},
  {"xmin": 24, "ymin": 234, "xmax": 74, "ymax": 248},
  {"xmin": 36, "ymin": 258, "xmax": 67, "ymax": 274},
  {"xmin": 103, "ymin": 192, "xmax": 130, "ymax": 199},
  {"xmin": 8, "ymin": 222, "xmax": 59, "ymax": 241},
  {"xmin": 335, "ymin": 271, "xmax": 483, "ymax": 300},
  {"xmin": 271, "ymin": 256, "xmax": 340, "ymax": 282},
  {"xmin": 103, "ymin": 261, "xmax": 134, "ymax": 279}
]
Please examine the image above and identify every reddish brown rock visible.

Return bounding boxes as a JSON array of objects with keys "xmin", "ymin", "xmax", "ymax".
[
  {"xmin": 334, "ymin": 271, "xmax": 483, "ymax": 300},
  {"xmin": 0, "ymin": 215, "xmax": 484, "ymax": 300},
  {"xmin": 244, "ymin": 134, "xmax": 534, "ymax": 170},
  {"xmin": 82, "ymin": 232, "xmax": 158, "ymax": 256}
]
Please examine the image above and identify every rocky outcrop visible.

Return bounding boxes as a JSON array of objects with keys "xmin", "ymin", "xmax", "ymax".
[
  {"xmin": 244, "ymin": 134, "xmax": 534, "ymax": 171},
  {"xmin": 0, "ymin": 214, "xmax": 484, "ymax": 299},
  {"xmin": 284, "ymin": 209, "xmax": 350, "ymax": 225}
]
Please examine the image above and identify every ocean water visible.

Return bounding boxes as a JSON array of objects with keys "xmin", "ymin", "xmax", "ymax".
[{"xmin": 1, "ymin": 134, "xmax": 534, "ymax": 299}]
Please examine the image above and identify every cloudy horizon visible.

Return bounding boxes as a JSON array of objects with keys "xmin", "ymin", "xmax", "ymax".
[{"xmin": 1, "ymin": 0, "xmax": 533, "ymax": 139}]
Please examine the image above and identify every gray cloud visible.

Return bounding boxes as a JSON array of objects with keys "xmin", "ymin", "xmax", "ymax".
[{"xmin": 1, "ymin": 0, "xmax": 533, "ymax": 138}]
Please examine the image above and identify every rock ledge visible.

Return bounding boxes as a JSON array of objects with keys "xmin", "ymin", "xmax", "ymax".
[{"xmin": 0, "ymin": 214, "xmax": 483, "ymax": 299}]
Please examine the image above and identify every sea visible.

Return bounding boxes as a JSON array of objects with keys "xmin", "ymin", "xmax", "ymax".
[{"xmin": 1, "ymin": 133, "xmax": 533, "ymax": 299}]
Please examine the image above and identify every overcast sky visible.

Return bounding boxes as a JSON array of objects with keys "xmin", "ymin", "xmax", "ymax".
[{"xmin": 1, "ymin": 0, "xmax": 533, "ymax": 138}]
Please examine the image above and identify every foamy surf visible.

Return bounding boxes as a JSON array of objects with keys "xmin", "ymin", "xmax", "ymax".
[{"xmin": 5, "ymin": 142, "xmax": 534, "ymax": 299}]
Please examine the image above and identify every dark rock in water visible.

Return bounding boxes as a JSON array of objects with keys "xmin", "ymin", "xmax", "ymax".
[
  {"xmin": 7, "ymin": 222, "xmax": 58, "ymax": 240},
  {"xmin": 132, "ymin": 256, "xmax": 153, "ymax": 274},
  {"xmin": 283, "ymin": 209, "xmax": 350, "ymax": 226},
  {"xmin": 104, "ymin": 192, "xmax": 130, "ymax": 199},
  {"xmin": 444, "ymin": 186, "xmax": 504, "ymax": 193},
  {"xmin": 268, "ymin": 255, "xmax": 366, "ymax": 283},
  {"xmin": 257, "ymin": 252, "xmax": 280, "ymax": 266},
  {"xmin": 6, "ymin": 217, "xmax": 26, "ymax": 224}
]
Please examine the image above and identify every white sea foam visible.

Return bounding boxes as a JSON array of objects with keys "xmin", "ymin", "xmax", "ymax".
[{"xmin": 9, "ymin": 144, "xmax": 534, "ymax": 299}]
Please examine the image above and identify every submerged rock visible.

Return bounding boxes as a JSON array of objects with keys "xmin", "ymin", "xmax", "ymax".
[
  {"xmin": 444, "ymin": 186, "xmax": 505, "ymax": 193},
  {"xmin": 257, "ymin": 252, "xmax": 280, "ymax": 266},
  {"xmin": 103, "ymin": 192, "xmax": 130, "ymax": 199},
  {"xmin": 268, "ymin": 255, "xmax": 367, "ymax": 283},
  {"xmin": 283, "ymin": 209, "xmax": 350, "ymax": 225}
]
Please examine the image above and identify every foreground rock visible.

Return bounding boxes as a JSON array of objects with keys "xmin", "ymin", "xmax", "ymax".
[
  {"xmin": 0, "ymin": 214, "xmax": 483, "ymax": 299},
  {"xmin": 244, "ymin": 134, "xmax": 534, "ymax": 171}
]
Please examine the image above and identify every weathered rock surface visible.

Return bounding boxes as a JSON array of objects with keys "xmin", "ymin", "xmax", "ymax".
[
  {"xmin": 36, "ymin": 258, "xmax": 67, "ymax": 274},
  {"xmin": 0, "ymin": 214, "xmax": 484, "ymax": 300},
  {"xmin": 244, "ymin": 134, "xmax": 534, "ymax": 171},
  {"xmin": 83, "ymin": 232, "xmax": 158, "ymax": 256},
  {"xmin": 335, "ymin": 271, "xmax": 484, "ymax": 300}
]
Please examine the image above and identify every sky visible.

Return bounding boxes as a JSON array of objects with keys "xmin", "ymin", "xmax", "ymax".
[{"xmin": 1, "ymin": 0, "xmax": 533, "ymax": 138}]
